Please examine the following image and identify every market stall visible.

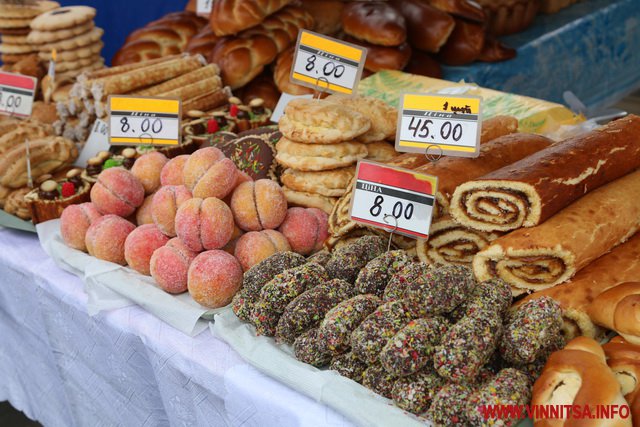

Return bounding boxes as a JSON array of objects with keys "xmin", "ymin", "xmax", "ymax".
[{"xmin": 1, "ymin": 1, "xmax": 640, "ymax": 426}]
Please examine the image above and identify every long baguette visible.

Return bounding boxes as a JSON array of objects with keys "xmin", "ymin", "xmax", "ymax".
[
  {"xmin": 473, "ymin": 169, "xmax": 640, "ymax": 295},
  {"xmin": 451, "ymin": 114, "xmax": 640, "ymax": 232}
]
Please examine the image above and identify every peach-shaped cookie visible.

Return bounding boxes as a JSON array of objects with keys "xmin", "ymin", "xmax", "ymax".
[
  {"xmin": 131, "ymin": 151, "xmax": 168, "ymax": 194},
  {"xmin": 278, "ymin": 207, "xmax": 329, "ymax": 255},
  {"xmin": 85, "ymin": 215, "xmax": 136, "ymax": 265},
  {"xmin": 124, "ymin": 224, "xmax": 170, "ymax": 275},
  {"xmin": 160, "ymin": 154, "xmax": 189, "ymax": 186},
  {"xmin": 135, "ymin": 194, "xmax": 155, "ymax": 225},
  {"xmin": 90, "ymin": 167, "xmax": 145, "ymax": 217},
  {"xmin": 60, "ymin": 202, "xmax": 102, "ymax": 251},
  {"xmin": 151, "ymin": 185, "xmax": 192, "ymax": 237},
  {"xmin": 183, "ymin": 147, "xmax": 238, "ymax": 199},
  {"xmin": 221, "ymin": 224, "xmax": 244, "ymax": 255},
  {"xmin": 230, "ymin": 179, "xmax": 287, "ymax": 231},
  {"xmin": 188, "ymin": 249, "xmax": 243, "ymax": 308},
  {"xmin": 150, "ymin": 237, "xmax": 198, "ymax": 294},
  {"xmin": 175, "ymin": 197, "xmax": 235, "ymax": 252},
  {"xmin": 234, "ymin": 229, "xmax": 291, "ymax": 271}
]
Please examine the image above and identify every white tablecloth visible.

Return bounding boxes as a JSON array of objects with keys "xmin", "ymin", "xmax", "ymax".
[{"xmin": 0, "ymin": 227, "xmax": 352, "ymax": 427}]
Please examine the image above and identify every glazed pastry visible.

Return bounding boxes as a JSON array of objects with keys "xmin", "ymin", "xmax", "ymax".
[
  {"xmin": 317, "ymin": 294, "xmax": 382, "ymax": 355},
  {"xmin": 330, "ymin": 351, "xmax": 368, "ymax": 383},
  {"xmin": 426, "ymin": 383, "xmax": 475, "ymax": 426},
  {"xmin": 434, "ymin": 314, "xmax": 503, "ymax": 383},
  {"xmin": 380, "ymin": 316, "xmax": 450, "ymax": 377},
  {"xmin": 362, "ymin": 363, "xmax": 398, "ymax": 399},
  {"xmin": 325, "ymin": 235, "xmax": 386, "ymax": 284},
  {"xmin": 351, "ymin": 299, "xmax": 415, "ymax": 365},
  {"xmin": 25, "ymin": 169, "xmax": 91, "ymax": 224},
  {"xmin": 391, "ymin": 370, "xmax": 444, "ymax": 414},
  {"xmin": 275, "ymin": 279, "xmax": 354, "ymax": 344},
  {"xmin": 466, "ymin": 368, "xmax": 531, "ymax": 426},
  {"xmin": 293, "ymin": 328, "xmax": 332, "ymax": 367},
  {"xmin": 355, "ymin": 250, "xmax": 411, "ymax": 297},
  {"xmin": 500, "ymin": 297, "xmax": 563, "ymax": 365}
]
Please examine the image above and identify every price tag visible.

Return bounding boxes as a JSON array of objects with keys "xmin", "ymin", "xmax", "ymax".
[
  {"xmin": 395, "ymin": 93, "xmax": 482, "ymax": 158},
  {"xmin": 291, "ymin": 30, "xmax": 367, "ymax": 95},
  {"xmin": 349, "ymin": 160, "xmax": 438, "ymax": 240},
  {"xmin": 108, "ymin": 95, "xmax": 181, "ymax": 146},
  {"xmin": 0, "ymin": 71, "xmax": 37, "ymax": 118},
  {"xmin": 196, "ymin": 0, "xmax": 213, "ymax": 16},
  {"xmin": 270, "ymin": 93, "xmax": 313, "ymax": 123},
  {"xmin": 74, "ymin": 119, "xmax": 109, "ymax": 167}
]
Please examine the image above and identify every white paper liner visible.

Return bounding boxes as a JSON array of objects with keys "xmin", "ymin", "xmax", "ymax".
[{"xmin": 36, "ymin": 219, "xmax": 222, "ymax": 336}]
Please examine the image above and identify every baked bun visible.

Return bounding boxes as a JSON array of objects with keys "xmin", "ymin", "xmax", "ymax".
[
  {"xmin": 300, "ymin": 0, "xmax": 343, "ymax": 35},
  {"xmin": 391, "ymin": 0, "xmax": 455, "ymax": 53},
  {"xmin": 478, "ymin": 38, "xmax": 517, "ymax": 62},
  {"xmin": 404, "ymin": 49, "xmax": 442, "ymax": 78},
  {"xmin": 588, "ymin": 282, "xmax": 640, "ymax": 346},
  {"xmin": 343, "ymin": 36, "xmax": 411, "ymax": 72},
  {"xmin": 342, "ymin": 2, "xmax": 406, "ymax": 47},
  {"xmin": 437, "ymin": 18, "xmax": 485, "ymax": 65},
  {"xmin": 274, "ymin": 46, "xmax": 313, "ymax": 95},
  {"xmin": 426, "ymin": 0, "xmax": 486, "ymax": 22},
  {"xmin": 238, "ymin": 72, "xmax": 281, "ymax": 110},
  {"xmin": 186, "ymin": 26, "xmax": 220, "ymax": 56}
]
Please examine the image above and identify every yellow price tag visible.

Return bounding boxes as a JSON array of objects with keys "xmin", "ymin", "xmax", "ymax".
[
  {"xmin": 395, "ymin": 93, "xmax": 482, "ymax": 159},
  {"xmin": 290, "ymin": 30, "xmax": 367, "ymax": 95},
  {"xmin": 108, "ymin": 95, "xmax": 181, "ymax": 146}
]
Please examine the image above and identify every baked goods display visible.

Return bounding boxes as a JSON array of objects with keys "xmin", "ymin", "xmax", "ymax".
[{"xmin": 602, "ymin": 336, "xmax": 640, "ymax": 422}]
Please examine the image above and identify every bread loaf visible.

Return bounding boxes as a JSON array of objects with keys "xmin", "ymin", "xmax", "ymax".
[
  {"xmin": 437, "ymin": 18, "xmax": 485, "ymax": 65},
  {"xmin": 274, "ymin": 46, "xmax": 313, "ymax": 95},
  {"xmin": 473, "ymin": 169, "xmax": 640, "ymax": 294},
  {"xmin": 589, "ymin": 283, "xmax": 640, "ymax": 346},
  {"xmin": 238, "ymin": 73, "xmax": 281, "ymax": 110},
  {"xmin": 186, "ymin": 26, "xmax": 220, "ymax": 57},
  {"xmin": 404, "ymin": 50, "xmax": 442, "ymax": 78},
  {"xmin": 391, "ymin": 0, "xmax": 455, "ymax": 53},
  {"xmin": 342, "ymin": 2, "xmax": 406, "ymax": 47},
  {"xmin": 299, "ymin": 0, "xmax": 343, "ymax": 35},
  {"xmin": 532, "ymin": 336, "xmax": 630, "ymax": 427},
  {"xmin": 478, "ymin": 38, "xmax": 517, "ymax": 62},
  {"xmin": 425, "ymin": 0, "xmax": 485, "ymax": 22},
  {"xmin": 210, "ymin": 0, "xmax": 293, "ymax": 36},
  {"xmin": 343, "ymin": 36, "xmax": 411, "ymax": 72},
  {"xmin": 451, "ymin": 115, "xmax": 640, "ymax": 233},
  {"xmin": 602, "ymin": 336, "xmax": 640, "ymax": 424}
]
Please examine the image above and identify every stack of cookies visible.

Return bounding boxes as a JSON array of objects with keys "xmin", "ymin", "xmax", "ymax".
[
  {"xmin": 0, "ymin": 0, "xmax": 59, "ymax": 68},
  {"xmin": 276, "ymin": 96, "xmax": 399, "ymax": 214},
  {"xmin": 28, "ymin": 5, "xmax": 104, "ymax": 80}
]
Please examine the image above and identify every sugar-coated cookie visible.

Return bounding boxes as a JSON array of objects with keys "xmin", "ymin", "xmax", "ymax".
[{"xmin": 30, "ymin": 6, "xmax": 96, "ymax": 31}]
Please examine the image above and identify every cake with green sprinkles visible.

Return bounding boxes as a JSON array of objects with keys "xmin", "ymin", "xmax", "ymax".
[
  {"xmin": 257, "ymin": 263, "xmax": 329, "ymax": 313},
  {"xmin": 391, "ymin": 370, "xmax": 445, "ymax": 414},
  {"xmin": 231, "ymin": 288, "xmax": 256, "ymax": 322},
  {"xmin": 241, "ymin": 251, "xmax": 306, "ymax": 296},
  {"xmin": 426, "ymin": 383, "xmax": 475, "ymax": 426},
  {"xmin": 355, "ymin": 250, "xmax": 410, "ymax": 297},
  {"xmin": 317, "ymin": 294, "xmax": 382, "ymax": 356},
  {"xmin": 325, "ymin": 236, "xmax": 387, "ymax": 283},
  {"xmin": 380, "ymin": 316, "xmax": 450, "ymax": 377},
  {"xmin": 293, "ymin": 328, "xmax": 332, "ymax": 367},
  {"xmin": 330, "ymin": 352, "xmax": 368, "ymax": 383},
  {"xmin": 362, "ymin": 363, "xmax": 398, "ymax": 399}
]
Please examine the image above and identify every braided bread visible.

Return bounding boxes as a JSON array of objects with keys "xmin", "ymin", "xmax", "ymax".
[
  {"xmin": 210, "ymin": 0, "xmax": 294, "ymax": 36},
  {"xmin": 186, "ymin": 26, "xmax": 220, "ymax": 57},
  {"xmin": 210, "ymin": 6, "xmax": 312, "ymax": 89},
  {"xmin": 274, "ymin": 46, "xmax": 313, "ymax": 95}
]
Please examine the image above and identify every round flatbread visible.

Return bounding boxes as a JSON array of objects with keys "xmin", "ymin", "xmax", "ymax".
[
  {"xmin": 0, "ymin": 17, "xmax": 32, "ymax": 29},
  {"xmin": 38, "ymin": 40, "xmax": 102, "ymax": 61},
  {"xmin": 0, "ymin": 43, "xmax": 36, "ymax": 54},
  {"xmin": 0, "ymin": 1, "xmax": 59, "ymax": 18},
  {"xmin": 0, "ymin": 34, "xmax": 29, "ymax": 45},
  {"xmin": 40, "ymin": 27, "xmax": 103, "ymax": 51},
  {"xmin": 30, "ymin": 6, "xmax": 95, "ymax": 31},
  {"xmin": 363, "ymin": 141, "xmax": 399, "ymax": 162},
  {"xmin": 275, "ymin": 137, "xmax": 367, "ymax": 171},
  {"xmin": 325, "ymin": 94, "xmax": 398, "ymax": 143},
  {"xmin": 27, "ymin": 21, "xmax": 94, "ymax": 44},
  {"xmin": 283, "ymin": 186, "xmax": 337, "ymax": 215},
  {"xmin": 280, "ymin": 166, "xmax": 355, "ymax": 197}
]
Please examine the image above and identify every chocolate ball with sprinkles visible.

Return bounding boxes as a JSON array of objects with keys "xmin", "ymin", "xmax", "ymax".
[
  {"xmin": 306, "ymin": 250, "xmax": 331, "ymax": 267},
  {"xmin": 275, "ymin": 279, "xmax": 354, "ymax": 344},
  {"xmin": 219, "ymin": 134, "xmax": 277, "ymax": 180},
  {"xmin": 362, "ymin": 363, "xmax": 398, "ymax": 399},
  {"xmin": 380, "ymin": 316, "xmax": 450, "ymax": 377},
  {"xmin": 434, "ymin": 314, "xmax": 503, "ymax": 383},
  {"xmin": 351, "ymin": 299, "xmax": 416, "ymax": 365},
  {"xmin": 355, "ymin": 250, "xmax": 411, "ymax": 297},
  {"xmin": 330, "ymin": 352, "xmax": 368, "ymax": 383},
  {"xmin": 231, "ymin": 287, "xmax": 256, "ymax": 322},
  {"xmin": 465, "ymin": 368, "xmax": 531, "ymax": 427},
  {"xmin": 325, "ymin": 235, "xmax": 387, "ymax": 284},
  {"xmin": 450, "ymin": 278, "xmax": 512, "ymax": 323},
  {"xmin": 293, "ymin": 328, "xmax": 332, "ymax": 367},
  {"xmin": 425, "ymin": 383, "xmax": 475, "ymax": 426},
  {"xmin": 391, "ymin": 370, "xmax": 445, "ymax": 415},
  {"xmin": 499, "ymin": 296, "xmax": 563, "ymax": 365},
  {"xmin": 509, "ymin": 333, "xmax": 565, "ymax": 383},
  {"xmin": 240, "ymin": 251, "xmax": 306, "ymax": 297},
  {"xmin": 317, "ymin": 294, "xmax": 382, "ymax": 356}
]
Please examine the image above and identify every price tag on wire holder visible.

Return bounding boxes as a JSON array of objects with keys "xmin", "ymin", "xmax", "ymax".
[
  {"xmin": 196, "ymin": 0, "xmax": 213, "ymax": 16},
  {"xmin": 395, "ymin": 93, "xmax": 482, "ymax": 159},
  {"xmin": 0, "ymin": 71, "xmax": 37, "ymax": 118},
  {"xmin": 290, "ymin": 29, "xmax": 367, "ymax": 95},
  {"xmin": 349, "ymin": 160, "xmax": 438, "ymax": 240},
  {"xmin": 108, "ymin": 95, "xmax": 181, "ymax": 146}
]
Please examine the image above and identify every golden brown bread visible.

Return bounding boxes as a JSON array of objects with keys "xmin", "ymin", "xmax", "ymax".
[
  {"xmin": 210, "ymin": 5, "xmax": 313, "ymax": 89},
  {"xmin": 391, "ymin": 0, "xmax": 455, "ymax": 53},
  {"xmin": 274, "ymin": 46, "xmax": 314, "ymax": 95},
  {"xmin": 437, "ymin": 18, "xmax": 486, "ymax": 65},
  {"xmin": 280, "ymin": 166, "xmax": 355, "ymax": 197},
  {"xmin": 516, "ymin": 233, "xmax": 640, "ymax": 343},
  {"xmin": 404, "ymin": 49, "xmax": 442, "ymax": 78},
  {"xmin": 324, "ymin": 94, "xmax": 397, "ymax": 143},
  {"xmin": 451, "ymin": 115, "xmax": 640, "ymax": 233},
  {"xmin": 210, "ymin": 0, "xmax": 293, "ymax": 36},
  {"xmin": 425, "ymin": 0, "xmax": 486, "ymax": 22},
  {"xmin": 414, "ymin": 133, "xmax": 553, "ymax": 216},
  {"xmin": 473, "ymin": 169, "xmax": 640, "ymax": 294},
  {"xmin": 299, "ymin": 0, "xmax": 343, "ymax": 35},
  {"xmin": 275, "ymin": 137, "xmax": 368, "ymax": 171},
  {"xmin": 343, "ymin": 36, "xmax": 412, "ymax": 72},
  {"xmin": 602, "ymin": 336, "xmax": 640, "ymax": 425},
  {"xmin": 341, "ymin": 2, "xmax": 406, "ymax": 47},
  {"xmin": 186, "ymin": 26, "xmax": 220, "ymax": 56},
  {"xmin": 132, "ymin": 64, "xmax": 220, "ymax": 96},
  {"xmin": 589, "ymin": 283, "xmax": 640, "ymax": 346},
  {"xmin": 237, "ymin": 73, "xmax": 281, "ymax": 110},
  {"xmin": 476, "ymin": 0, "xmax": 539, "ymax": 36},
  {"xmin": 532, "ymin": 336, "xmax": 630, "ymax": 427},
  {"xmin": 478, "ymin": 38, "xmax": 517, "ymax": 62}
]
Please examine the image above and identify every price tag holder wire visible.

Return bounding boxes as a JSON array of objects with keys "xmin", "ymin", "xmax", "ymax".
[{"xmin": 382, "ymin": 214, "xmax": 398, "ymax": 252}]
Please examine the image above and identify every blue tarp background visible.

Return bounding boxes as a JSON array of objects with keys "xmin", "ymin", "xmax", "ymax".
[{"xmin": 51, "ymin": 0, "xmax": 640, "ymax": 110}]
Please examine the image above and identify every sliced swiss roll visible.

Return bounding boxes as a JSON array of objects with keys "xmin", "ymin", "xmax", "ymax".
[
  {"xmin": 451, "ymin": 114, "xmax": 640, "ymax": 232},
  {"xmin": 473, "ymin": 168, "xmax": 640, "ymax": 295}
]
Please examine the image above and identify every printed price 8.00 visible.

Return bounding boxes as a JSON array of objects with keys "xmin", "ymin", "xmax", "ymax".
[{"xmin": 369, "ymin": 196, "xmax": 414, "ymax": 221}]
